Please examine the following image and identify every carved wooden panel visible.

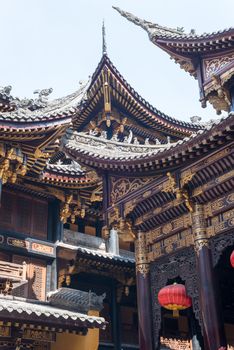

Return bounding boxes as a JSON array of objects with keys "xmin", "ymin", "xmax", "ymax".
[
  {"xmin": 29, "ymin": 258, "xmax": 47, "ymax": 301},
  {"xmin": 150, "ymin": 247, "xmax": 201, "ymax": 349},
  {"xmin": 12, "ymin": 255, "xmax": 47, "ymax": 300},
  {"xmin": 211, "ymin": 231, "xmax": 234, "ymax": 267},
  {"xmin": 160, "ymin": 337, "xmax": 192, "ymax": 350},
  {"xmin": 204, "ymin": 54, "xmax": 234, "ymax": 80}
]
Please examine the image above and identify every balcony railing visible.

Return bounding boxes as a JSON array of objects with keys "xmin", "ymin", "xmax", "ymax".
[
  {"xmin": 63, "ymin": 229, "xmax": 135, "ymax": 260},
  {"xmin": 0, "ymin": 260, "xmax": 27, "ymax": 282}
]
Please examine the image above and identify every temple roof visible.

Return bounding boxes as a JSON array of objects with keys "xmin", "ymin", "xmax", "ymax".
[
  {"xmin": 63, "ymin": 113, "xmax": 234, "ymax": 173},
  {"xmin": 77, "ymin": 53, "xmax": 201, "ymax": 137},
  {"xmin": 113, "ymin": 7, "xmax": 234, "ymax": 78}
]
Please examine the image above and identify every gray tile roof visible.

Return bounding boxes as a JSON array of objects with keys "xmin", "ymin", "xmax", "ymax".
[
  {"xmin": 57, "ymin": 241, "xmax": 135, "ymax": 264},
  {"xmin": 46, "ymin": 160, "xmax": 85, "ymax": 176},
  {"xmin": 62, "ymin": 113, "xmax": 233, "ymax": 169},
  {"xmin": 0, "ymin": 295, "xmax": 106, "ymax": 329},
  {"xmin": 0, "ymin": 80, "xmax": 90, "ymax": 124}
]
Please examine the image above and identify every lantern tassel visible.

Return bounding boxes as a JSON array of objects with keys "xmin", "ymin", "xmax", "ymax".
[{"xmin": 173, "ymin": 309, "xmax": 179, "ymax": 318}]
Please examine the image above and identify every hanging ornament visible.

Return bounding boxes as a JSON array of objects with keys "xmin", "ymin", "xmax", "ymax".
[
  {"xmin": 158, "ymin": 283, "xmax": 192, "ymax": 317},
  {"xmin": 230, "ymin": 250, "xmax": 234, "ymax": 268}
]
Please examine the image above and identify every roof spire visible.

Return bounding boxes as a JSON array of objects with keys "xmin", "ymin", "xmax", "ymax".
[{"xmin": 102, "ymin": 20, "xmax": 107, "ymax": 55}]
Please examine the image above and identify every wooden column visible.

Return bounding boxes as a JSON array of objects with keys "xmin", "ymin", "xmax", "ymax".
[
  {"xmin": 193, "ymin": 203, "xmax": 227, "ymax": 350},
  {"xmin": 111, "ymin": 280, "xmax": 121, "ymax": 350},
  {"xmin": 230, "ymin": 85, "xmax": 234, "ymax": 111},
  {"xmin": 0, "ymin": 179, "xmax": 2, "ymax": 207},
  {"xmin": 135, "ymin": 231, "xmax": 153, "ymax": 350}
]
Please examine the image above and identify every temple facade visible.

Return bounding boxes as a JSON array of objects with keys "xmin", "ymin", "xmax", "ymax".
[{"xmin": 0, "ymin": 11, "xmax": 234, "ymax": 350}]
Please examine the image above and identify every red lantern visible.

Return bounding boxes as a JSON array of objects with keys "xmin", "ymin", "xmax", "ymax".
[
  {"xmin": 230, "ymin": 250, "xmax": 234, "ymax": 268},
  {"xmin": 158, "ymin": 283, "xmax": 192, "ymax": 317}
]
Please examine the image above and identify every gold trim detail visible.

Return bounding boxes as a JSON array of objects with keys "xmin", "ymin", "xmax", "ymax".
[
  {"xmin": 162, "ymin": 172, "xmax": 194, "ymax": 212},
  {"xmin": 194, "ymin": 239, "xmax": 210, "ymax": 255},
  {"xmin": 0, "ymin": 145, "xmax": 27, "ymax": 184},
  {"xmin": 135, "ymin": 232, "xmax": 149, "ymax": 278}
]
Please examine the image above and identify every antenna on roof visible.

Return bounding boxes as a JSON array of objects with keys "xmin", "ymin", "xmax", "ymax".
[{"xmin": 102, "ymin": 20, "xmax": 107, "ymax": 55}]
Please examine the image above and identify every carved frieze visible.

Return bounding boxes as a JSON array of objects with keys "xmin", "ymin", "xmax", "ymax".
[
  {"xmin": 110, "ymin": 176, "xmax": 154, "ymax": 204},
  {"xmin": 193, "ymin": 170, "xmax": 234, "ymax": 197},
  {"xmin": 146, "ymin": 213, "xmax": 192, "ymax": 245},
  {"xmin": 160, "ymin": 337, "xmax": 192, "ymax": 350},
  {"xmin": 206, "ymin": 208, "xmax": 234, "ymax": 238},
  {"xmin": 148, "ymin": 229, "xmax": 193, "ymax": 261},
  {"xmin": 204, "ymin": 192, "xmax": 234, "ymax": 218},
  {"xmin": 23, "ymin": 329, "xmax": 56, "ymax": 343},
  {"xmin": 204, "ymin": 54, "xmax": 234, "ymax": 80}
]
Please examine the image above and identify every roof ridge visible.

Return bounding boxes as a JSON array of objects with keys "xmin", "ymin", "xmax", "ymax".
[
  {"xmin": 88, "ymin": 52, "xmax": 201, "ymax": 131},
  {"xmin": 113, "ymin": 6, "xmax": 234, "ymax": 41}
]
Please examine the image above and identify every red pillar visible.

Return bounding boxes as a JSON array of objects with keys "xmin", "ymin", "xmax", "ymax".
[
  {"xmin": 193, "ymin": 204, "xmax": 227, "ymax": 350},
  {"xmin": 135, "ymin": 231, "xmax": 154, "ymax": 350}
]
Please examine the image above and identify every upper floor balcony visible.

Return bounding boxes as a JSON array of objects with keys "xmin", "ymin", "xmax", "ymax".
[
  {"xmin": 61, "ymin": 229, "xmax": 135, "ymax": 264},
  {"xmin": 0, "ymin": 260, "xmax": 27, "ymax": 295}
]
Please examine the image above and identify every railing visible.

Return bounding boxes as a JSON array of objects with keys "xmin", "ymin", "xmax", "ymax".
[
  {"xmin": 0, "ymin": 260, "xmax": 27, "ymax": 282},
  {"xmin": 63, "ymin": 229, "xmax": 106, "ymax": 251},
  {"xmin": 160, "ymin": 337, "xmax": 192, "ymax": 350},
  {"xmin": 63, "ymin": 229, "xmax": 135, "ymax": 260}
]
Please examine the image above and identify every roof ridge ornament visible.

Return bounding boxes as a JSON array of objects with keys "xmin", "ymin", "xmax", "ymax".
[
  {"xmin": 112, "ymin": 6, "xmax": 185, "ymax": 39},
  {"xmin": 102, "ymin": 20, "xmax": 107, "ymax": 55}
]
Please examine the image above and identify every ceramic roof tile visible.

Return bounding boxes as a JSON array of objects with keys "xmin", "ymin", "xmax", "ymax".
[{"xmin": 0, "ymin": 295, "xmax": 106, "ymax": 329}]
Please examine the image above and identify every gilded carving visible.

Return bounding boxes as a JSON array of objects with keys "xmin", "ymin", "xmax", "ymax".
[
  {"xmin": 124, "ymin": 200, "xmax": 136, "ymax": 217},
  {"xmin": 60, "ymin": 194, "xmax": 85, "ymax": 224},
  {"xmin": 0, "ymin": 325, "xmax": 11, "ymax": 337},
  {"xmin": 148, "ymin": 229, "xmax": 193, "ymax": 261},
  {"xmin": 204, "ymin": 54, "xmax": 234, "ymax": 79},
  {"xmin": 110, "ymin": 176, "xmax": 153, "ymax": 203},
  {"xmin": 0, "ymin": 145, "xmax": 27, "ymax": 184},
  {"xmin": 118, "ymin": 218, "xmax": 136, "ymax": 242},
  {"xmin": 194, "ymin": 239, "xmax": 210, "ymax": 255},
  {"xmin": 108, "ymin": 206, "xmax": 120, "ymax": 225},
  {"xmin": 31, "ymin": 243, "xmax": 54, "ymax": 255},
  {"xmin": 180, "ymin": 169, "xmax": 195, "ymax": 187},
  {"xmin": 162, "ymin": 223, "xmax": 173, "ymax": 235},
  {"xmin": 206, "ymin": 76, "xmax": 231, "ymax": 114},
  {"xmin": 23, "ymin": 329, "xmax": 56, "ymax": 342},
  {"xmin": 135, "ymin": 232, "xmax": 149, "ymax": 277},
  {"xmin": 192, "ymin": 204, "xmax": 211, "ymax": 255},
  {"xmin": 162, "ymin": 173, "xmax": 193, "ymax": 212},
  {"xmin": 206, "ymin": 208, "xmax": 234, "ymax": 238},
  {"xmin": 7, "ymin": 237, "xmax": 30, "ymax": 249},
  {"xmin": 34, "ymin": 148, "xmax": 50, "ymax": 159},
  {"xmin": 193, "ymin": 170, "xmax": 234, "ymax": 197}
]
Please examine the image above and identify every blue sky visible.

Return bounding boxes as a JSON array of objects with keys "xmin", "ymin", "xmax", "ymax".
[{"xmin": 0, "ymin": 0, "xmax": 233, "ymax": 121}]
